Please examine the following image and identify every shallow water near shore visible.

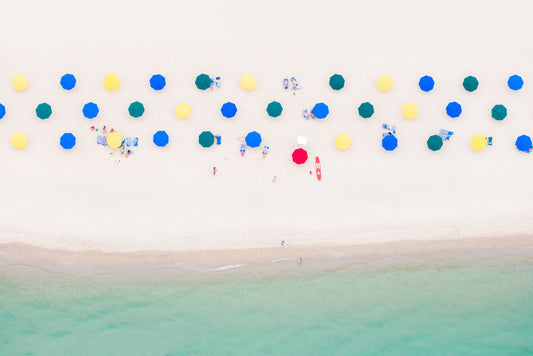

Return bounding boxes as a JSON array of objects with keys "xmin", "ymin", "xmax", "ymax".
[{"xmin": 1, "ymin": 256, "xmax": 532, "ymax": 355}]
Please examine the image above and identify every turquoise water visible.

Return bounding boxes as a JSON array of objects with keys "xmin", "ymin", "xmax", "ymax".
[{"xmin": 1, "ymin": 262, "xmax": 532, "ymax": 355}]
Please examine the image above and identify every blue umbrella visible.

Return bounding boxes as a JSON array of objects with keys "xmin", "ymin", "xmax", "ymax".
[
  {"xmin": 82, "ymin": 102, "xmax": 99, "ymax": 119},
  {"xmin": 446, "ymin": 101, "xmax": 462, "ymax": 118},
  {"xmin": 515, "ymin": 135, "xmax": 532, "ymax": 152},
  {"xmin": 382, "ymin": 134, "xmax": 398, "ymax": 151},
  {"xmin": 0, "ymin": 103, "xmax": 5, "ymax": 119},
  {"xmin": 60, "ymin": 133, "xmax": 76, "ymax": 149},
  {"xmin": 508, "ymin": 75, "xmax": 524, "ymax": 91},
  {"xmin": 312, "ymin": 103, "xmax": 329, "ymax": 119},
  {"xmin": 418, "ymin": 75, "xmax": 434, "ymax": 92},
  {"xmin": 150, "ymin": 74, "xmax": 166, "ymax": 90},
  {"xmin": 245, "ymin": 131, "xmax": 262, "ymax": 148},
  {"xmin": 221, "ymin": 102, "xmax": 237, "ymax": 118},
  {"xmin": 153, "ymin": 131, "xmax": 169, "ymax": 147},
  {"xmin": 60, "ymin": 74, "xmax": 76, "ymax": 90}
]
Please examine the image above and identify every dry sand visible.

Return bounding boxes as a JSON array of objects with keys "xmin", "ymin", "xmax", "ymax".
[{"xmin": 0, "ymin": 0, "xmax": 532, "ymax": 256}]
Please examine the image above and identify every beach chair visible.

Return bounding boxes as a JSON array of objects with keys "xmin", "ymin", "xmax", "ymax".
[
  {"xmin": 283, "ymin": 78, "xmax": 289, "ymax": 89},
  {"xmin": 297, "ymin": 136, "xmax": 308, "ymax": 146},
  {"xmin": 97, "ymin": 135, "xmax": 105, "ymax": 145},
  {"xmin": 215, "ymin": 77, "xmax": 221, "ymax": 87},
  {"xmin": 487, "ymin": 137, "xmax": 493, "ymax": 145},
  {"xmin": 132, "ymin": 138, "xmax": 139, "ymax": 147},
  {"xmin": 216, "ymin": 135, "xmax": 222, "ymax": 145}
]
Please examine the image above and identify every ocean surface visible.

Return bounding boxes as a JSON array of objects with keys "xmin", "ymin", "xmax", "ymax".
[{"xmin": 1, "ymin": 260, "xmax": 532, "ymax": 355}]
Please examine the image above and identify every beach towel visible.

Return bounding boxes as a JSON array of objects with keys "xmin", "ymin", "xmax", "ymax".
[{"xmin": 97, "ymin": 135, "xmax": 106, "ymax": 145}]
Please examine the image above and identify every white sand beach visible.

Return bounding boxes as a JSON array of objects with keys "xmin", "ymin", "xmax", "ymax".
[{"xmin": 0, "ymin": 0, "xmax": 533, "ymax": 257}]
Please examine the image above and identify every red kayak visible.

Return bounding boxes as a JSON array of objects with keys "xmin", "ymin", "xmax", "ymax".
[{"xmin": 315, "ymin": 156, "xmax": 321, "ymax": 181}]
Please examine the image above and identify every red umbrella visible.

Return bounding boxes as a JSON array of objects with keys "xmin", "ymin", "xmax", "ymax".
[{"xmin": 292, "ymin": 148, "xmax": 308, "ymax": 164}]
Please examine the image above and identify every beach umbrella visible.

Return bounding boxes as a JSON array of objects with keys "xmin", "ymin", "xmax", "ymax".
[
  {"xmin": 292, "ymin": 148, "xmax": 308, "ymax": 164},
  {"xmin": 245, "ymin": 131, "xmax": 262, "ymax": 148},
  {"xmin": 11, "ymin": 132, "xmax": 28, "ymax": 149},
  {"xmin": 508, "ymin": 75, "xmax": 523, "ymax": 90},
  {"xmin": 60, "ymin": 133, "xmax": 76, "ymax": 149},
  {"xmin": 427, "ymin": 135, "xmax": 443, "ymax": 151},
  {"xmin": 446, "ymin": 102, "xmax": 462, "ymax": 118},
  {"xmin": 312, "ymin": 103, "xmax": 329, "ymax": 119},
  {"xmin": 60, "ymin": 74, "xmax": 76, "ymax": 90},
  {"xmin": 150, "ymin": 74, "xmax": 166, "ymax": 90},
  {"xmin": 199, "ymin": 131, "xmax": 215, "ymax": 147},
  {"xmin": 470, "ymin": 135, "xmax": 487, "ymax": 151},
  {"xmin": 377, "ymin": 75, "xmax": 393, "ymax": 92},
  {"xmin": 0, "ymin": 103, "xmax": 5, "ymax": 119},
  {"xmin": 382, "ymin": 134, "xmax": 398, "ymax": 151},
  {"xmin": 463, "ymin": 76, "xmax": 479, "ymax": 92},
  {"xmin": 195, "ymin": 74, "xmax": 211, "ymax": 90},
  {"xmin": 82, "ymin": 102, "xmax": 99, "ymax": 119},
  {"xmin": 491, "ymin": 104, "xmax": 507, "ymax": 121},
  {"xmin": 128, "ymin": 101, "xmax": 145, "ymax": 118},
  {"xmin": 335, "ymin": 133, "xmax": 351, "ymax": 150},
  {"xmin": 221, "ymin": 102, "xmax": 237, "ymax": 118},
  {"xmin": 104, "ymin": 74, "xmax": 120, "ymax": 90},
  {"xmin": 240, "ymin": 73, "xmax": 257, "ymax": 90},
  {"xmin": 107, "ymin": 132, "xmax": 123, "ymax": 148},
  {"xmin": 36, "ymin": 103, "xmax": 52, "ymax": 119},
  {"xmin": 402, "ymin": 102, "xmax": 418, "ymax": 119},
  {"xmin": 12, "ymin": 74, "xmax": 28, "ymax": 91},
  {"xmin": 175, "ymin": 103, "xmax": 191, "ymax": 118},
  {"xmin": 266, "ymin": 101, "xmax": 283, "ymax": 117},
  {"xmin": 153, "ymin": 131, "xmax": 169, "ymax": 147},
  {"xmin": 358, "ymin": 102, "xmax": 374, "ymax": 118},
  {"xmin": 515, "ymin": 135, "xmax": 532, "ymax": 153},
  {"xmin": 419, "ymin": 75, "xmax": 434, "ymax": 92},
  {"xmin": 329, "ymin": 74, "xmax": 345, "ymax": 90}
]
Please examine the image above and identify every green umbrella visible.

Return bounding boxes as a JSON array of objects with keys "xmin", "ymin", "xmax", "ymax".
[
  {"xmin": 128, "ymin": 101, "xmax": 145, "ymax": 118},
  {"xmin": 463, "ymin": 76, "xmax": 479, "ymax": 92},
  {"xmin": 329, "ymin": 74, "xmax": 345, "ymax": 90},
  {"xmin": 358, "ymin": 102, "xmax": 374, "ymax": 119},
  {"xmin": 427, "ymin": 135, "xmax": 443, "ymax": 151},
  {"xmin": 36, "ymin": 103, "xmax": 52, "ymax": 119},
  {"xmin": 266, "ymin": 101, "xmax": 283, "ymax": 117},
  {"xmin": 491, "ymin": 104, "xmax": 507, "ymax": 121},
  {"xmin": 195, "ymin": 74, "xmax": 211, "ymax": 90},
  {"xmin": 199, "ymin": 131, "xmax": 215, "ymax": 147}
]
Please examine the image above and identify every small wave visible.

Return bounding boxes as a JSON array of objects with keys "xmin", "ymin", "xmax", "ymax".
[
  {"xmin": 271, "ymin": 258, "xmax": 297, "ymax": 264},
  {"xmin": 207, "ymin": 264, "xmax": 245, "ymax": 272},
  {"xmin": 324, "ymin": 251, "xmax": 345, "ymax": 258}
]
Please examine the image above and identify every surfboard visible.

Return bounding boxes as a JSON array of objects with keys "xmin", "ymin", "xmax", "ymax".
[{"xmin": 315, "ymin": 156, "xmax": 321, "ymax": 181}]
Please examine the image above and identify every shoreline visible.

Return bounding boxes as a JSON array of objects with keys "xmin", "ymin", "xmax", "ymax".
[{"xmin": 1, "ymin": 235, "xmax": 532, "ymax": 275}]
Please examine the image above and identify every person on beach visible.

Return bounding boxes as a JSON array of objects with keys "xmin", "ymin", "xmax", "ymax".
[
  {"xmin": 213, "ymin": 167, "xmax": 217, "ymax": 176},
  {"xmin": 262, "ymin": 146, "xmax": 270, "ymax": 158},
  {"xmin": 299, "ymin": 258, "xmax": 303, "ymax": 264},
  {"xmin": 240, "ymin": 144, "xmax": 246, "ymax": 157},
  {"xmin": 309, "ymin": 170, "xmax": 313, "ymax": 176},
  {"xmin": 281, "ymin": 240, "xmax": 285, "ymax": 247},
  {"xmin": 273, "ymin": 176, "xmax": 277, "ymax": 183}
]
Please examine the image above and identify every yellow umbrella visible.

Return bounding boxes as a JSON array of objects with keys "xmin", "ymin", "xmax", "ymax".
[
  {"xmin": 377, "ymin": 75, "xmax": 393, "ymax": 92},
  {"xmin": 402, "ymin": 102, "xmax": 418, "ymax": 119},
  {"xmin": 241, "ymin": 73, "xmax": 257, "ymax": 90},
  {"xmin": 11, "ymin": 132, "xmax": 28, "ymax": 149},
  {"xmin": 12, "ymin": 74, "xmax": 28, "ymax": 91},
  {"xmin": 471, "ymin": 135, "xmax": 487, "ymax": 151},
  {"xmin": 335, "ymin": 133, "xmax": 352, "ymax": 150},
  {"xmin": 175, "ymin": 103, "xmax": 191, "ymax": 118},
  {"xmin": 104, "ymin": 74, "xmax": 120, "ymax": 90},
  {"xmin": 107, "ymin": 132, "xmax": 123, "ymax": 148}
]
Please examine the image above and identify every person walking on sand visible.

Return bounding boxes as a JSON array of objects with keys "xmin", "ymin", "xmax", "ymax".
[
  {"xmin": 281, "ymin": 240, "xmax": 285, "ymax": 247},
  {"xmin": 213, "ymin": 167, "xmax": 217, "ymax": 176}
]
